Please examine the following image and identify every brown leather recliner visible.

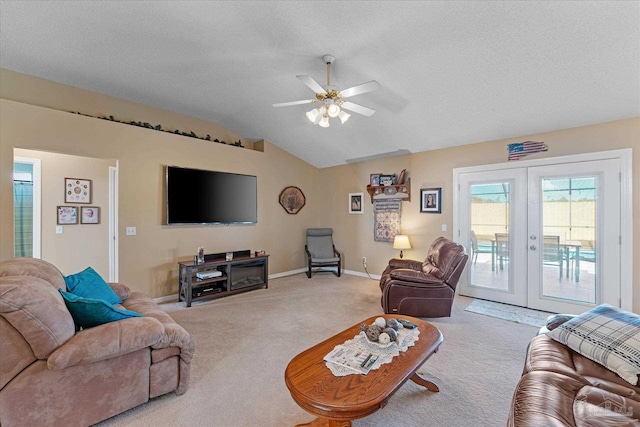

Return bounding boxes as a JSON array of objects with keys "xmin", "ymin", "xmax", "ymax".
[{"xmin": 379, "ymin": 236, "xmax": 468, "ymax": 317}]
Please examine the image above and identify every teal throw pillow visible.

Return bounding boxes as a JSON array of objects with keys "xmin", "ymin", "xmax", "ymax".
[
  {"xmin": 59, "ymin": 289, "xmax": 141, "ymax": 329},
  {"xmin": 64, "ymin": 267, "xmax": 121, "ymax": 304}
]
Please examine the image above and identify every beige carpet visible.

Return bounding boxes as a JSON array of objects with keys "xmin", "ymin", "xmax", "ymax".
[{"xmin": 95, "ymin": 273, "xmax": 539, "ymax": 427}]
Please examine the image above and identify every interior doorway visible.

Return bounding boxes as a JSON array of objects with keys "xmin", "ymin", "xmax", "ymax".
[
  {"xmin": 13, "ymin": 149, "xmax": 117, "ymax": 279},
  {"xmin": 13, "ymin": 157, "xmax": 41, "ymax": 258},
  {"xmin": 454, "ymin": 149, "xmax": 632, "ymax": 314}
]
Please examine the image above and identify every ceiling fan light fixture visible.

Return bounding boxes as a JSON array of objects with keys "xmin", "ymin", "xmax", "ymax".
[
  {"xmin": 306, "ymin": 108, "xmax": 319, "ymax": 123},
  {"xmin": 327, "ymin": 103, "xmax": 340, "ymax": 118},
  {"xmin": 338, "ymin": 110, "xmax": 350, "ymax": 124},
  {"xmin": 318, "ymin": 115, "xmax": 330, "ymax": 128}
]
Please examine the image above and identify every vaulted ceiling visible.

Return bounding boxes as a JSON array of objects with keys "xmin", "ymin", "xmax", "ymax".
[{"xmin": 1, "ymin": 1, "xmax": 638, "ymax": 168}]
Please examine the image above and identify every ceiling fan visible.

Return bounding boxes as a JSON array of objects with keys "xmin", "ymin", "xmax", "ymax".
[{"xmin": 273, "ymin": 54, "xmax": 381, "ymax": 127}]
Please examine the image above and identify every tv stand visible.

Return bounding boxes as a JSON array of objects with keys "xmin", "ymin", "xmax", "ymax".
[{"xmin": 178, "ymin": 251, "xmax": 269, "ymax": 307}]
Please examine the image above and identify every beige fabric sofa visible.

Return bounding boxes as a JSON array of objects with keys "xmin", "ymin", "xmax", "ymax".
[{"xmin": 0, "ymin": 258, "xmax": 195, "ymax": 427}]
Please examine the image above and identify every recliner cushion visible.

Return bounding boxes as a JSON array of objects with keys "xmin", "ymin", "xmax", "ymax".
[{"xmin": 64, "ymin": 267, "xmax": 121, "ymax": 304}]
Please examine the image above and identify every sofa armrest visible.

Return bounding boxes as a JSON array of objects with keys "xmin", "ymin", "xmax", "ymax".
[
  {"xmin": 152, "ymin": 322, "xmax": 195, "ymax": 364},
  {"xmin": 389, "ymin": 268, "xmax": 443, "ymax": 285},
  {"xmin": 388, "ymin": 258, "xmax": 423, "ymax": 271},
  {"xmin": 543, "ymin": 314, "xmax": 577, "ymax": 332},
  {"xmin": 47, "ymin": 317, "xmax": 164, "ymax": 369},
  {"xmin": 108, "ymin": 282, "xmax": 131, "ymax": 301}
]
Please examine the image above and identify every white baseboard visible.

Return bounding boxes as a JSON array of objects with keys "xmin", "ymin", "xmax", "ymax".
[
  {"xmin": 343, "ymin": 269, "xmax": 381, "ymax": 280},
  {"xmin": 154, "ymin": 294, "xmax": 179, "ymax": 304},
  {"xmin": 268, "ymin": 268, "xmax": 307, "ymax": 279}
]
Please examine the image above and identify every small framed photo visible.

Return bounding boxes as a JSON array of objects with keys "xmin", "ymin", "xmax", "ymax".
[
  {"xmin": 379, "ymin": 175, "xmax": 393, "ymax": 186},
  {"xmin": 81, "ymin": 206, "xmax": 100, "ymax": 224},
  {"xmin": 349, "ymin": 192, "xmax": 364, "ymax": 214},
  {"xmin": 420, "ymin": 188, "xmax": 442, "ymax": 213},
  {"xmin": 370, "ymin": 174, "xmax": 381, "ymax": 187},
  {"xmin": 57, "ymin": 206, "xmax": 78, "ymax": 224},
  {"xmin": 65, "ymin": 178, "xmax": 92, "ymax": 204}
]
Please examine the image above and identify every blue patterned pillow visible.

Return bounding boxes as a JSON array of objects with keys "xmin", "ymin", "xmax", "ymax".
[
  {"xmin": 548, "ymin": 304, "xmax": 640, "ymax": 385},
  {"xmin": 59, "ymin": 289, "xmax": 141, "ymax": 329},
  {"xmin": 64, "ymin": 267, "xmax": 121, "ymax": 304}
]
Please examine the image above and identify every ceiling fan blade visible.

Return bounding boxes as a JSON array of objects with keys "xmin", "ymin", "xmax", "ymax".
[
  {"xmin": 296, "ymin": 75, "xmax": 326, "ymax": 94},
  {"xmin": 339, "ymin": 80, "xmax": 381, "ymax": 99},
  {"xmin": 341, "ymin": 101, "xmax": 376, "ymax": 117},
  {"xmin": 273, "ymin": 99, "xmax": 315, "ymax": 108}
]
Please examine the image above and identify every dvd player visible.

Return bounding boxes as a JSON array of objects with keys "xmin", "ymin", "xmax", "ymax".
[{"xmin": 196, "ymin": 270, "xmax": 222, "ymax": 280}]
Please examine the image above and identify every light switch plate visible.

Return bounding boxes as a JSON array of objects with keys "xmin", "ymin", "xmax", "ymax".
[
  {"xmin": 441, "ymin": 224, "xmax": 447, "ymax": 232},
  {"xmin": 56, "ymin": 226, "xmax": 63, "ymax": 234},
  {"xmin": 126, "ymin": 227, "xmax": 136, "ymax": 236}
]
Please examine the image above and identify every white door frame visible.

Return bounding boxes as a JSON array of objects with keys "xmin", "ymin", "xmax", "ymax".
[
  {"xmin": 108, "ymin": 165, "xmax": 119, "ymax": 282},
  {"xmin": 453, "ymin": 148, "xmax": 633, "ymax": 311},
  {"xmin": 14, "ymin": 156, "xmax": 41, "ymax": 259}
]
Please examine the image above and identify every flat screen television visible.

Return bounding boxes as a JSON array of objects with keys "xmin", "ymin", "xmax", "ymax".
[{"xmin": 166, "ymin": 166, "xmax": 257, "ymax": 225}]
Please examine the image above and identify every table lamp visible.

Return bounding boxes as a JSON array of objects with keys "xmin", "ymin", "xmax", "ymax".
[{"xmin": 393, "ymin": 235, "xmax": 411, "ymax": 258}]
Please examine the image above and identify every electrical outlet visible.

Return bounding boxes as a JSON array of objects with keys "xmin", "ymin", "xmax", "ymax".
[{"xmin": 362, "ymin": 257, "xmax": 366, "ymax": 265}]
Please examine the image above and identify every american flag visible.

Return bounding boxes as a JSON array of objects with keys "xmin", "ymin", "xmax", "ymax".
[{"xmin": 508, "ymin": 141, "xmax": 547, "ymax": 160}]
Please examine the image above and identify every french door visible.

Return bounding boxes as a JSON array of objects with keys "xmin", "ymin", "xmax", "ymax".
[{"xmin": 456, "ymin": 153, "xmax": 627, "ymax": 314}]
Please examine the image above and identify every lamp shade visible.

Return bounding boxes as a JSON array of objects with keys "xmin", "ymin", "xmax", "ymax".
[
  {"xmin": 306, "ymin": 108, "xmax": 319, "ymax": 123},
  {"xmin": 338, "ymin": 110, "xmax": 350, "ymax": 124},
  {"xmin": 318, "ymin": 115, "xmax": 330, "ymax": 128},
  {"xmin": 327, "ymin": 103, "xmax": 340, "ymax": 118},
  {"xmin": 393, "ymin": 235, "xmax": 411, "ymax": 250}
]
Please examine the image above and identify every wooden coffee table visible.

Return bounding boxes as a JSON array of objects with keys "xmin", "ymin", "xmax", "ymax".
[{"xmin": 284, "ymin": 315, "xmax": 443, "ymax": 427}]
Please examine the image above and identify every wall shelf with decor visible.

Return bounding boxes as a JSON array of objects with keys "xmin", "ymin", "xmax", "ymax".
[{"xmin": 366, "ymin": 177, "xmax": 411, "ymax": 203}]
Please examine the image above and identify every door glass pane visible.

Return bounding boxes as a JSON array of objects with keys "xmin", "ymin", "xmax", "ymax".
[
  {"xmin": 469, "ymin": 182, "xmax": 510, "ymax": 290},
  {"xmin": 540, "ymin": 176, "xmax": 596, "ymax": 303}
]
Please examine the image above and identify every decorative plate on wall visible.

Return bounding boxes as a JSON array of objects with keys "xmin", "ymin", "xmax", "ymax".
[
  {"xmin": 279, "ymin": 186, "xmax": 306, "ymax": 214},
  {"xmin": 65, "ymin": 178, "xmax": 92, "ymax": 204}
]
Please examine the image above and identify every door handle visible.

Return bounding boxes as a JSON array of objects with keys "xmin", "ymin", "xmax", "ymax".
[
  {"xmin": 530, "ymin": 245, "xmax": 537, "ymax": 250},
  {"xmin": 530, "ymin": 235, "xmax": 537, "ymax": 240}
]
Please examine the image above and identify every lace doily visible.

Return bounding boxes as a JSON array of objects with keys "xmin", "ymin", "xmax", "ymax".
[{"xmin": 325, "ymin": 327, "xmax": 420, "ymax": 376}]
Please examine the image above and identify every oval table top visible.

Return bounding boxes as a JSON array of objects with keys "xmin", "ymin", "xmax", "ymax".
[{"xmin": 284, "ymin": 314, "xmax": 443, "ymax": 422}]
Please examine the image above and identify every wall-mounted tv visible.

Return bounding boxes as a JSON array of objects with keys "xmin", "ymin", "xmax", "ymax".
[{"xmin": 166, "ymin": 166, "xmax": 257, "ymax": 225}]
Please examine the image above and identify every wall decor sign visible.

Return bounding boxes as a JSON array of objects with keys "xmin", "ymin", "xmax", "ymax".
[
  {"xmin": 81, "ymin": 206, "xmax": 100, "ymax": 224},
  {"xmin": 348, "ymin": 192, "xmax": 364, "ymax": 214},
  {"xmin": 507, "ymin": 141, "xmax": 547, "ymax": 161},
  {"xmin": 373, "ymin": 199, "xmax": 402, "ymax": 242},
  {"xmin": 65, "ymin": 178, "xmax": 92, "ymax": 204},
  {"xmin": 279, "ymin": 186, "xmax": 306, "ymax": 214},
  {"xmin": 57, "ymin": 206, "xmax": 78, "ymax": 224},
  {"xmin": 420, "ymin": 188, "xmax": 442, "ymax": 213}
]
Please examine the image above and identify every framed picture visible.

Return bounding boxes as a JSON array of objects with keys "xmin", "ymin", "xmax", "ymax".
[
  {"xmin": 65, "ymin": 178, "xmax": 92, "ymax": 204},
  {"xmin": 420, "ymin": 188, "xmax": 442, "ymax": 213},
  {"xmin": 81, "ymin": 206, "xmax": 100, "ymax": 224},
  {"xmin": 349, "ymin": 192, "xmax": 364, "ymax": 214},
  {"xmin": 379, "ymin": 175, "xmax": 394, "ymax": 186},
  {"xmin": 57, "ymin": 206, "xmax": 78, "ymax": 224},
  {"xmin": 370, "ymin": 173, "xmax": 381, "ymax": 187}
]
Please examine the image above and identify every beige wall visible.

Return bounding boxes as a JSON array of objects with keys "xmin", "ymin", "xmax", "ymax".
[
  {"xmin": 14, "ymin": 148, "xmax": 115, "ymax": 277},
  {"xmin": 1, "ymin": 69, "xmax": 638, "ymax": 310},
  {"xmin": 1, "ymin": 73, "xmax": 319, "ymax": 297},
  {"xmin": 319, "ymin": 118, "xmax": 640, "ymax": 311}
]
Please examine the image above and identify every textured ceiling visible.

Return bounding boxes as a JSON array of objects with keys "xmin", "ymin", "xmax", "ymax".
[{"xmin": 1, "ymin": 1, "xmax": 638, "ymax": 168}]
